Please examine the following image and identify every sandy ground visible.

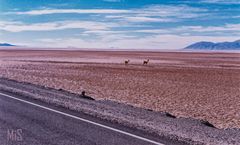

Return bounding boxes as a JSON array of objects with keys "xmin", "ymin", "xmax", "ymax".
[{"xmin": 0, "ymin": 50, "xmax": 239, "ymax": 129}]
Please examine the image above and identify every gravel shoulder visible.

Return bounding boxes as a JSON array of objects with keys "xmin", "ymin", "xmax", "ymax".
[{"xmin": 0, "ymin": 77, "xmax": 239, "ymax": 145}]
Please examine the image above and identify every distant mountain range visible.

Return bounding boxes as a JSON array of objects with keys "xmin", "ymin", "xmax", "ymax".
[
  {"xmin": 1, "ymin": 41, "xmax": 240, "ymax": 50},
  {"xmin": 0, "ymin": 43, "xmax": 15, "ymax": 46},
  {"xmin": 184, "ymin": 40, "xmax": 240, "ymax": 50}
]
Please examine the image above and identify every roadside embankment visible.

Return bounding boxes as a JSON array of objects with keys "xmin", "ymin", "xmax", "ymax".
[{"xmin": 0, "ymin": 78, "xmax": 240, "ymax": 145}]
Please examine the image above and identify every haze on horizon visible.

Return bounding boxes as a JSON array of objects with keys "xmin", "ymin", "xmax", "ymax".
[{"xmin": 0, "ymin": 0, "xmax": 239, "ymax": 50}]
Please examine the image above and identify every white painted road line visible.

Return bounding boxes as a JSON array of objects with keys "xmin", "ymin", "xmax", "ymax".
[{"xmin": 0, "ymin": 92, "xmax": 164, "ymax": 145}]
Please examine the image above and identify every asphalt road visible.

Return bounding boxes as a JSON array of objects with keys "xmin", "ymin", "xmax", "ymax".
[{"xmin": 0, "ymin": 91, "xmax": 183, "ymax": 145}]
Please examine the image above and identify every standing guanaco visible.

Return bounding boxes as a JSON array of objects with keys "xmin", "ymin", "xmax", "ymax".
[
  {"xmin": 125, "ymin": 60, "xmax": 130, "ymax": 65},
  {"xmin": 143, "ymin": 59, "xmax": 149, "ymax": 65}
]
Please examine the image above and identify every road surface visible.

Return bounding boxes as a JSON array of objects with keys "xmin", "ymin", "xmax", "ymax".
[{"xmin": 0, "ymin": 91, "xmax": 184, "ymax": 145}]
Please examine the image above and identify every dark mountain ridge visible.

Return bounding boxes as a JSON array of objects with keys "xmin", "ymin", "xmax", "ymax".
[
  {"xmin": 0, "ymin": 43, "xmax": 15, "ymax": 46},
  {"xmin": 184, "ymin": 40, "xmax": 240, "ymax": 50}
]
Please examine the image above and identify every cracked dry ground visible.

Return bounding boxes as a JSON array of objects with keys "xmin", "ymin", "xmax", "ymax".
[{"xmin": 0, "ymin": 50, "xmax": 239, "ymax": 129}]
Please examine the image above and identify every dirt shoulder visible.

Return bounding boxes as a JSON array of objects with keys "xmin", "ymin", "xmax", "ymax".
[{"xmin": 0, "ymin": 77, "xmax": 239, "ymax": 145}]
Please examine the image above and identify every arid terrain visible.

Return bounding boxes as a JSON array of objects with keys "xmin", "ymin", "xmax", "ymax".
[{"xmin": 0, "ymin": 49, "xmax": 239, "ymax": 129}]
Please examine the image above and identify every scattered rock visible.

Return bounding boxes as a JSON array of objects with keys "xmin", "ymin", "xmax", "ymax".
[
  {"xmin": 147, "ymin": 108, "xmax": 153, "ymax": 112},
  {"xmin": 80, "ymin": 91, "xmax": 95, "ymax": 100},
  {"xmin": 165, "ymin": 112, "xmax": 176, "ymax": 118},
  {"xmin": 201, "ymin": 120, "xmax": 216, "ymax": 128},
  {"xmin": 81, "ymin": 91, "xmax": 86, "ymax": 96}
]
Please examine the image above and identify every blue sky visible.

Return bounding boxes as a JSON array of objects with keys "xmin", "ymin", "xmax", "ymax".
[{"xmin": 0, "ymin": 0, "xmax": 239, "ymax": 49}]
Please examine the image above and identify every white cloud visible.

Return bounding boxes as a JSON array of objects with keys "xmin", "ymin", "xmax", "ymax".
[
  {"xmin": 233, "ymin": 15, "xmax": 240, "ymax": 18},
  {"xmin": 102, "ymin": 5, "xmax": 207, "ymax": 23},
  {"xmin": 176, "ymin": 24, "xmax": 240, "ymax": 32},
  {"xmin": 0, "ymin": 20, "xmax": 115, "ymax": 32},
  {"xmin": 105, "ymin": 15, "xmax": 125, "ymax": 19},
  {"xmin": 11, "ymin": 5, "xmax": 207, "ymax": 23},
  {"xmin": 14, "ymin": 9, "xmax": 130, "ymax": 15},
  {"xmin": 123, "ymin": 16, "xmax": 175, "ymax": 22},
  {"xmin": 103, "ymin": 0, "xmax": 122, "ymax": 2},
  {"xmin": 200, "ymin": 0, "xmax": 240, "ymax": 4},
  {"xmin": 133, "ymin": 5, "xmax": 207, "ymax": 18},
  {"xmin": 32, "ymin": 34, "xmax": 238, "ymax": 49},
  {"xmin": 83, "ymin": 30, "xmax": 124, "ymax": 35},
  {"xmin": 119, "ymin": 5, "xmax": 206, "ymax": 22},
  {"xmin": 1, "ymin": 19, "xmax": 239, "ymax": 50},
  {"xmin": 133, "ymin": 23, "xmax": 240, "ymax": 34},
  {"xmin": 134, "ymin": 29, "xmax": 170, "ymax": 33}
]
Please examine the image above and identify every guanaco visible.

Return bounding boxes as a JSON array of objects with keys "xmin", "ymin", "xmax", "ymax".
[
  {"xmin": 143, "ymin": 59, "xmax": 149, "ymax": 65},
  {"xmin": 125, "ymin": 60, "xmax": 130, "ymax": 65}
]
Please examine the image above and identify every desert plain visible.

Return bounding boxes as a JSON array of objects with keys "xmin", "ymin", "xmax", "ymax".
[{"xmin": 0, "ymin": 49, "xmax": 239, "ymax": 129}]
